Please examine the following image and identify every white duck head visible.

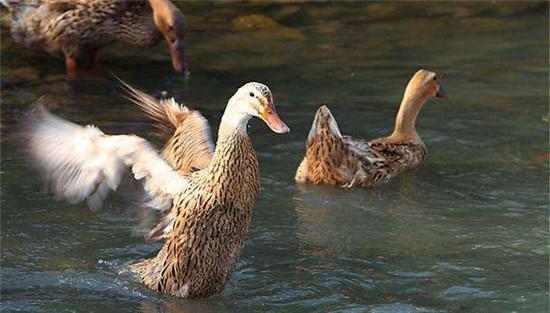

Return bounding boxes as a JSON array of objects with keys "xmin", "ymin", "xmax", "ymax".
[{"xmin": 222, "ymin": 82, "xmax": 290, "ymax": 134}]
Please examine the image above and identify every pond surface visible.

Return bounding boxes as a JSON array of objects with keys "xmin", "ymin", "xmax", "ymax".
[{"xmin": 1, "ymin": 2, "xmax": 548, "ymax": 312}]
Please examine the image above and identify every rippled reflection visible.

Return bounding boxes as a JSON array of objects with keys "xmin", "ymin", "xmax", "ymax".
[{"xmin": 1, "ymin": 2, "xmax": 548, "ymax": 313}]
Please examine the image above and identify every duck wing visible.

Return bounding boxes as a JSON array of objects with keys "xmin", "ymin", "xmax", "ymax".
[
  {"xmin": 368, "ymin": 140, "xmax": 427, "ymax": 171},
  {"xmin": 343, "ymin": 136, "xmax": 384, "ymax": 163},
  {"xmin": 119, "ymin": 80, "xmax": 215, "ymax": 175},
  {"xmin": 26, "ymin": 106, "xmax": 189, "ymax": 211}
]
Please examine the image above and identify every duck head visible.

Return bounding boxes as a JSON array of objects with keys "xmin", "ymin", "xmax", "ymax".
[
  {"xmin": 149, "ymin": 0, "xmax": 187, "ymax": 72},
  {"xmin": 223, "ymin": 82, "xmax": 290, "ymax": 134},
  {"xmin": 405, "ymin": 69, "xmax": 447, "ymax": 101}
]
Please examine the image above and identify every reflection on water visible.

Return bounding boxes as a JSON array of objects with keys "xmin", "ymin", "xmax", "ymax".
[{"xmin": 1, "ymin": 2, "xmax": 548, "ymax": 313}]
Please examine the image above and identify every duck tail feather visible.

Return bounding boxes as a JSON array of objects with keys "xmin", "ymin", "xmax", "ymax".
[{"xmin": 307, "ymin": 105, "xmax": 342, "ymax": 144}]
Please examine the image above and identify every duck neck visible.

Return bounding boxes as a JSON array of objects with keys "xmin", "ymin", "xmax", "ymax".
[
  {"xmin": 208, "ymin": 104, "xmax": 255, "ymax": 175},
  {"xmin": 218, "ymin": 106, "xmax": 250, "ymax": 137},
  {"xmin": 388, "ymin": 90, "xmax": 426, "ymax": 142},
  {"xmin": 148, "ymin": 0, "xmax": 176, "ymax": 13}
]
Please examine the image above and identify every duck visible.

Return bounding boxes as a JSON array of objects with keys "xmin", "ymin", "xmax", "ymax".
[
  {"xmin": 26, "ymin": 81, "xmax": 290, "ymax": 297},
  {"xmin": 4, "ymin": 0, "xmax": 187, "ymax": 79},
  {"xmin": 295, "ymin": 69, "xmax": 446, "ymax": 188}
]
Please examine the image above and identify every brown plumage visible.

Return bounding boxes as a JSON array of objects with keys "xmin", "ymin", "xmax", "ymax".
[
  {"xmin": 295, "ymin": 69, "xmax": 447, "ymax": 188},
  {"xmin": 120, "ymin": 80, "xmax": 214, "ymax": 175},
  {"xmin": 130, "ymin": 82, "xmax": 290, "ymax": 297},
  {"xmin": 4, "ymin": 0, "xmax": 187, "ymax": 77},
  {"xmin": 25, "ymin": 81, "xmax": 290, "ymax": 298},
  {"xmin": 132, "ymin": 131, "xmax": 260, "ymax": 297}
]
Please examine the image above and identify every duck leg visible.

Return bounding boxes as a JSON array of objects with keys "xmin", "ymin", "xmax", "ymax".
[
  {"xmin": 89, "ymin": 48, "xmax": 106, "ymax": 76},
  {"xmin": 64, "ymin": 55, "xmax": 78, "ymax": 81}
]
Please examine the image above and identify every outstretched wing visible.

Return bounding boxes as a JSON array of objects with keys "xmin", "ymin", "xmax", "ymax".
[
  {"xmin": 118, "ymin": 79, "xmax": 215, "ymax": 174},
  {"xmin": 118, "ymin": 79, "xmax": 189, "ymax": 139},
  {"xmin": 26, "ymin": 106, "xmax": 188, "ymax": 211}
]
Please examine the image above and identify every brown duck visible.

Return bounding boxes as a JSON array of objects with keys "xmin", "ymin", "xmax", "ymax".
[
  {"xmin": 4, "ymin": 0, "xmax": 187, "ymax": 78},
  {"xmin": 295, "ymin": 69, "xmax": 447, "ymax": 188},
  {"xmin": 26, "ymin": 82, "xmax": 290, "ymax": 297}
]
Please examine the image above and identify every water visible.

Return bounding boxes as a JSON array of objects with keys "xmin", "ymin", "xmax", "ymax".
[{"xmin": 1, "ymin": 2, "xmax": 548, "ymax": 312}]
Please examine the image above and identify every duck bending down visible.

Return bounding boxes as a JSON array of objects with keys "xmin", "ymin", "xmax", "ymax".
[
  {"xmin": 295, "ymin": 69, "xmax": 446, "ymax": 188},
  {"xmin": 4, "ymin": 0, "xmax": 187, "ymax": 79},
  {"xmin": 26, "ymin": 82, "xmax": 290, "ymax": 297}
]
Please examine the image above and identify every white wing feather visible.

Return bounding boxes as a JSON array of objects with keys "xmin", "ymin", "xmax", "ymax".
[{"xmin": 27, "ymin": 107, "xmax": 188, "ymax": 211}]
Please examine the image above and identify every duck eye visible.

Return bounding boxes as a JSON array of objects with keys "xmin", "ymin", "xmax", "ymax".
[{"xmin": 249, "ymin": 92, "xmax": 255, "ymax": 97}]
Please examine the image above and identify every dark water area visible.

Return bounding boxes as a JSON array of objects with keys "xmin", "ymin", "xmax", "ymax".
[{"xmin": 1, "ymin": 2, "xmax": 548, "ymax": 312}]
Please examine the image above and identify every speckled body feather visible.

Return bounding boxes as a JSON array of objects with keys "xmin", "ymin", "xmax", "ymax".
[
  {"xmin": 296, "ymin": 69, "xmax": 445, "ymax": 188},
  {"xmin": 295, "ymin": 106, "xmax": 426, "ymax": 187},
  {"xmin": 25, "ymin": 81, "xmax": 284, "ymax": 298},
  {"xmin": 132, "ymin": 129, "xmax": 260, "ymax": 297},
  {"xmin": 6, "ymin": 0, "xmax": 161, "ymax": 58},
  {"xmin": 126, "ymin": 82, "xmax": 288, "ymax": 298}
]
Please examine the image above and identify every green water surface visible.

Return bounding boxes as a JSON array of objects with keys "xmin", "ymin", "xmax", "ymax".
[{"xmin": 1, "ymin": 2, "xmax": 548, "ymax": 313}]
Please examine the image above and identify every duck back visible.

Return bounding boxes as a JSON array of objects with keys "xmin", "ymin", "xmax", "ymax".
[{"xmin": 6, "ymin": 0, "xmax": 160, "ymax": 57}]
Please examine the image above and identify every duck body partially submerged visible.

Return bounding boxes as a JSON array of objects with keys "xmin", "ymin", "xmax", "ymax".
[
  {"xmin": 295, "ymin": 69, "xmax": 446, "ymax": 188},
  {"xmin": 26, "ymin": 81, "xmax": 290, "ymax": 297},
  {"xmin": 131, "ymin": 82, "xmax": 289, "ymax": 297},
  {"xmin": 295, "ymin": 106, "xmax": 428, "ymax": 187},
  {"xmin": 132, "ymin": 126, "xmax": 261, "ymax": 297}
]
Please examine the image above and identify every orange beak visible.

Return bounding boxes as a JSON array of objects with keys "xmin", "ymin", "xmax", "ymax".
[{"xmin": 261, "ymin": 105, "xmax": 290, "ymax": 134}]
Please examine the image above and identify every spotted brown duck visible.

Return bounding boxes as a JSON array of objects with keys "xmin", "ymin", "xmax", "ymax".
[
  {"xmin": 4, "ymin": 0, "xmax": 187, "ymax": 78},
  {"xmin": 295, "ymin": 69, "xmax": 447, "ymax": 188},
  {"xmin": 26, "ymin": 82, "xmax": 290, "ymax": 297}
]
